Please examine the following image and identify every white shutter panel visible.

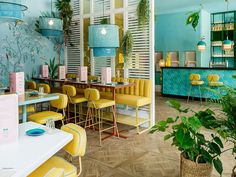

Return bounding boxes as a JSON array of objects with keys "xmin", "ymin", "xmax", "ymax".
[
  {"xmin": 94, "ymin": 0, "xmax": 110, "ymax": 13},
  {"xmin": 67, "ymin": 0, "xmax": 81, "ymax": 73},
  {"xmin": 127, "ymin": 9, "xmax": 150, "ymax": 79}
]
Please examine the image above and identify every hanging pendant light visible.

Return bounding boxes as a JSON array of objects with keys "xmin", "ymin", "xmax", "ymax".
[
  {"xmin": 223, "ymin": 0, "xmax": 233, "ymax": 51},
  {"xmin": 197, "ymin": 37, "xmax": 206, "ymax": 51},
  {"xmin": 0, "ymin": 0, "xmax": 28, "ymax": 23},
  {"xmin": 39, "ymin": 0, "xmax": 63, "ymax": 37},
  {"xmin": 88, "ymin": 0, "xmax": 119, "ymax": 57}
]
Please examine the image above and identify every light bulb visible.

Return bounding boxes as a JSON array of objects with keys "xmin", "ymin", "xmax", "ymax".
[
  {"xmin": 48, "ymin": 19, "xmax": 54, "ymax": 26},
  {"xmin": 101, "ymin": 28, "xmax": 107, "ymax": 35}
]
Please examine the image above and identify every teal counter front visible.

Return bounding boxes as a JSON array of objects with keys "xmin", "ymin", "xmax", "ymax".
[{"xmin": 162, "ymin": 67, "xmax": 236, "ymax": 99}]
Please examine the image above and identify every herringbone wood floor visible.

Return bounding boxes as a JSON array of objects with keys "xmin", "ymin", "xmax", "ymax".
[{"xmin": 57, "ymin": 93, "xmax": 235, "ymax": 177}]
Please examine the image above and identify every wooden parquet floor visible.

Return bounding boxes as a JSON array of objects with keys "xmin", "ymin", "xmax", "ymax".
[{"xmin": 57, "ymin": 93, "xmax": 235, "ymax": 177}]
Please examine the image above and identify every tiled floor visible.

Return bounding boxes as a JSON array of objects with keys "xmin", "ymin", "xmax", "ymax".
[{"xmin": 58, "ymin": 93, "xmax": 235, "ymax": 177}]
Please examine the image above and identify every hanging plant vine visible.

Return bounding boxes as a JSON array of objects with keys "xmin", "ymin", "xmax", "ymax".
[
  {"xmin": 121, "ymin": 30, "xmax": 133, "ymax": 63},
  {"xmin": 137, "ymin": 0, "xmax": 150, "ymax": 28},
  {"xmin": 186, "ymin": 11, "xmax": 200, "ymax": 31},
  {"xmin": 55, "ymin": 0, "xmax": 73, "ymax": 45}
]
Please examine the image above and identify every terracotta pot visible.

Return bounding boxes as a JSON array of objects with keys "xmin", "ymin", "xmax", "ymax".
[
  {"xmin": 180, "ymin": 154, "xmax": 213, "ymax": 177},
  {"xmin": 231, "ymin": 165, "xmax": 236, "ymax": 177}
]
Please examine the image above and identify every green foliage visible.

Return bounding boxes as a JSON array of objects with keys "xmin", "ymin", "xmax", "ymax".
[
  {"xmin": 121, "ymin": 30, "xmax": 133, "ymax": 63},
  {"xmin": 186, "ymin": 11, "xmax": 200, "ymax": 31},
  {"xmin": 100, "ymin": 18, "xmax": 110, "ymax": 24},
  {"xmin": 55, "ymin": 0, "xmax": 73, "ymax": 45},
  {"xmin": 150, "ymin": 100, "xmax": 224, "ymax": 175},
  {"xmin": 137, "ymin": 0, "xmax": 150, "ymax": 28},
  {"xmin": 45, "ymin": 58, "xmax": 59, "ymax": 79}
]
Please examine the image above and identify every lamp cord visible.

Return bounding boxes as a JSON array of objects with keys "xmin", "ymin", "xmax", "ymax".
[
  {"xmin": 103, "ymin": 0, "xmax": 105, "ymax": 18},
  {"xmin": 51, "ymin": 0, "xmax": 53, "ymax": 16}
]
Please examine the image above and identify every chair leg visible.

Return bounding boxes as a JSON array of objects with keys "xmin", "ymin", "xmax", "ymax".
[
  {"xmin": 74, "ymin": 104, "xmax": 77, "ymax": 124},
  {"xmin": 136, "ymin": 107, "xmax": 139, "ymax": 134},
  {"xmin": 187, "ymin": 85, "xmax": 192, "ymax": 103},
  {"xmin": 112, "ymin": 105, "xmax": 119, "ymax": 138},
  {"xmin": 85, "ymin": 107, "xmax": 90, "ymax": 128},
  {"xmin": 199, "ymin": 85, "xmax": 202, "ymax": 104},
  {"xmin": 77, "ymin": 156, "xmax": 82, "ymax": 177},
  {"xmin": 148, "ymin": 104, "xmax": 151, "ymax": 128},
  {"xmin": 67, "ymin": 104, "xmax": 70, "ymax": 123},
  {"xmin": 98, "ymin": 109, "xmax": 102, "ymax": 146}
]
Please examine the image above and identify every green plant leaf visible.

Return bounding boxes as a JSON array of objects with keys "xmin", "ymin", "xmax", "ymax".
[
  {"xmin": 166, "ymin": 117, "xmax": 175, "ymax": 123},
  {"xmin": 164, "ymin": 134, "xmax": 172, "ymax": 141},
  {"xmin": 167, "ymin": 100, "xmax": 180, "ymax": 110},
  {"xmin": 213, "ymin": 158, "xmax": 223, "ymax": 175},
  {"xmin": 213, "ymin": 136, "xmax": 224, "ymax": 148},
  {"xmin": 209, "ymin": 142, "xmax": 221, "ymax": 155},
  {"xmin": 188, "ymin": 116, "xmax": 201, "ymax": 132}
]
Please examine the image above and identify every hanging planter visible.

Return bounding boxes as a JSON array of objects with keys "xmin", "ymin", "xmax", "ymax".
[
  {"xmin": 121, "ymin": 30, "xmax": 133, "ymax": 63},
  {"xmin": 137, "ymin": 0, "xmax": 150, "ymax": 28},
  {"xmin": 89, "ymin": 24, "xmax": 119, "ymax": 57},
  {"xmin": 0, "ymin": 0, "xmax": 27, "ymax": 23}
]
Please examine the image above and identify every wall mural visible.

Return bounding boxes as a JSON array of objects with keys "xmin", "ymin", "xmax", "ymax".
[{"xmin": 0, "ymin": 21, "xmax": 63, "ymax": 87}]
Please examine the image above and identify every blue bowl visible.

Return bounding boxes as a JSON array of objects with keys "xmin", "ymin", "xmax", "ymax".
[{"xmin": 26, "ymin": 128, "xmax": 45, "ymax": 136}]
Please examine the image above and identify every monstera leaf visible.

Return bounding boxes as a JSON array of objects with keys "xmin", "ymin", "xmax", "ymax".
[{"xmin": 186, "ymin": 11, "xmax": 200, "ymax": 31}]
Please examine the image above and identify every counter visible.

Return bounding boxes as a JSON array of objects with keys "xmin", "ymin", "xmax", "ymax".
[{"xmin": 161, "ymin": 67, "xmax": 236, "ymax": 99}]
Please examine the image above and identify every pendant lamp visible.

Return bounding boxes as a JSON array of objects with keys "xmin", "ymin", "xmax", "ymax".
[
  {"xmin": 88, "ymin": 0, "xmax": 119, "ymax": 57},
  {"xmin": 197, "ymin": 37, "xmax": 206, "ymax": 51},
  {"xmin": 223, "ymin": 0, "xmax": 233, "ymax": 51},
  {"xmin": 0, "ymin": 0, "xmax": 28, "ymax": 23},
  {"xmin": 39, "ymin": 0, "xmax": 63, "ymax": 37}
]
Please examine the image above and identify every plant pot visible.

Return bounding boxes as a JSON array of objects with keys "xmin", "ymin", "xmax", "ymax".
[{"xmin": 180, "ymin": 154, "xmax": 213, "ymax": 177}]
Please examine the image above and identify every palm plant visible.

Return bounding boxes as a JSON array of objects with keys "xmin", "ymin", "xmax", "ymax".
[
  {"xmin": 45, "ymin": 58, "xmax": 59, "ymax": 79},
  {"xmin": 121, "ymin": 30, "xmax": 133, "ymax": 63},
  {"xmin": 137, "ymin": 0, "xmax": 150, "ymax": 28}
]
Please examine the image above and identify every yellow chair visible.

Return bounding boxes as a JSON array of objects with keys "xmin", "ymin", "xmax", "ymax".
[
  {"xmin": 207, "ymin": 74, "xmax": 223, "ymax": 87},
  {"xmin": 187, "ymin": 74, "xmax": 205, "ymax": 104},
  {"xmin": 88, "ymin": 75, "xmax": 99, "ymax": 82},
  {"xmin": 84, "ymin": 88, "xmax": 119, "ymax": 146},
  {"xmin": 19, "ymin": 105, "xmax": 35, "ymax": 115},
  {"xmin": 44, "ymin": 168, "xmax": 65, "ymax": 177},
  {"xmin": 26, "ymin": 81, "xmax": 37, "ymax": 90},
  {"xmin": 38, "ymin": 83, "xmax": 51, "ymax": 94},
  {"xmin": 62, "ymin": 85, "xmax": 87, "ymax": 124},
  {"xmin": 28, "ymin": 123, "xmax": 87, "ymax": 177},
  {"xmin": 28, "ymin": 94, "xmax": 68, "ymax": 125},
  {"xmin": 66, "ymin": 73, "xmax": 77, "ymax": 79}
]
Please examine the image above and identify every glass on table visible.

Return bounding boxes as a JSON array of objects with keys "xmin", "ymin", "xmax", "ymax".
[
  {"xmin": 38, "ymin": 87, "xmax": 44, "ymax": 95},
  {"xmin": 46, "ymin": 118, "xmax": 55, "ymax": 134}
]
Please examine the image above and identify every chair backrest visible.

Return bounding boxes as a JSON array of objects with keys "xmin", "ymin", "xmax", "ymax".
[
  {"xmin": 62, "ymin": 85, "xmax": 76, "ymax": 97},
  {"xmin": 44, "ymin": 168, "xmax": 64, "ymax": 177},
  {"xmin": 61, "ymin": 123, "xmax": 87, "ymax": 157},
  {"xmin": 207, "ymin": 74, "xmax": 219, "ymax": 82},
  {"xmin": 50, "ymin": 94, "xmax": 68, "ymax": 109},
  {"xmin": 26, "ymin": 81, "xmax": 37, "ymax": 90},
  {"xmin": 66, "ymin": 73, "xmax": 77, "ymax": 79},
  {"xmin": 111, "ymin": 77, "xmax": 151, "ymax": 98},
  {"xmin": 189, "ymin": 74, "xmax": 201, "ymax": 81},
  {"xmin": 38, "ymin": 83, "xmax": 51, "ymax": 94},
  {"xmin": 84, "ymin": 88, "xmax": 100, "ymax": 101},
  {"xmin": 88, "ymin": 75, "xmax": 99, "ymax": 81}
]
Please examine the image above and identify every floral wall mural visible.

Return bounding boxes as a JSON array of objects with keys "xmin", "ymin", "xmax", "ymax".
[{"xmin": 0, "ymin": 21, "xmax": 63, "ymax": 86}]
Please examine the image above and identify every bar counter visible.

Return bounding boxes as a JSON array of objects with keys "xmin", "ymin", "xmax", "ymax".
[{"xmin": 161, "ymin": 67, "xmax": 236, "ymax": 99}]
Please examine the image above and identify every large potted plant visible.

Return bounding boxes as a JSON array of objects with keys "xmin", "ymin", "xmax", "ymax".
[{"xmin": 150, "ymin": 100, "xmax": 224, "ymax": 177}]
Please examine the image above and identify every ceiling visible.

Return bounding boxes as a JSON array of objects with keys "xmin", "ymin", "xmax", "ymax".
[{"xmin": 155, "ymin": 0, "xmax": 236, "ymax": 14}]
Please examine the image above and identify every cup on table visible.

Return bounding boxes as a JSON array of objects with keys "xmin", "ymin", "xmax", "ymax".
[
  {"xmin": 46, "ymin": 118, "xmax": 55, "ymax": 134},
  {"xmin": 38, "ymin": 87, "xmax": 44, "ymax": 95},
  {"xmin": 76, "ymin": 78, "xmax": 80, "ymax": 82}
]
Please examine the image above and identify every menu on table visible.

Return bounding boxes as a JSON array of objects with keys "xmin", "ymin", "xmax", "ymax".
[
  {"xmin": 78, "ymin": 66, "xmax": 88, "ymax": 82},
  {"xmin": 58, "ymin": 66, "xmax": 66, "ymax": 80},
  {"xmin": 41, "ymin": 65, "xmax": 49, "ymax": 78},
  {"xmin": 9, "ymin": 72, "xmax": 25, "ymax": 95},
  {"xmin": 101, "ymin": 67, "xmax": 111, "ymax": 84}
]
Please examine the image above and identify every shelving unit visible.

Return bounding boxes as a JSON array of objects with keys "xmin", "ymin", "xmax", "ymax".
[{"xmin": 211, "ymin": 11, "xmax": 236, "ymax": 68}]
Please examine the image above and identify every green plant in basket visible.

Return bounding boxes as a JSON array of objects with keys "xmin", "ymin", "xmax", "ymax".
[
  {"xmin": 45, "ymin": 58, "xmax": 59, "ymax": 79},
  {"xmin": 150, "ymin": 100, "xmax": 224, "ymax": 176}
]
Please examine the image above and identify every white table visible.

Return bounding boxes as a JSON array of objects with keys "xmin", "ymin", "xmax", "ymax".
[{"xmin": 0, "ymin": 122, "xmax": 73, "ymax": 177}]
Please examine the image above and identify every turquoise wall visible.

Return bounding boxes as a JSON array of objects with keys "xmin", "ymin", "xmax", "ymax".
[
  {"xmin": 0, "ymin": 0, "xmax": 64, "ymax": 87},
  {"xmin": 155, "ymin": 10, "xmax": 211, "ymax": 67}
]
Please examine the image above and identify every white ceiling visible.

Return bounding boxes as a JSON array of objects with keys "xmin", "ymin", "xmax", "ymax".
[{"xmin": 155, "ymin": 0, "xmax": 236, "ymax": 14}]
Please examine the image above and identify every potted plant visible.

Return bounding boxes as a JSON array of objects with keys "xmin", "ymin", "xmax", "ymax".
[
  {"xmin": 150, "ymin": 100, "xmax": 224, "ymax": 177},
  {"xmin": 45, "ymin": 58, "xmax": 59, "ymax": 79}
]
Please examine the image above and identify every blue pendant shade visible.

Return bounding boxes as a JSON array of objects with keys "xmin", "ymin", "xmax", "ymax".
[
  {"xmin": 89, "ymin": 25, "xmax": 119, "ymax": 57},
  {"xmin": 0, "ymin": 0, "xmax": 27, "ymax": 22},
  {"xmin": 197, "ymin": 40, "xmax": 206, "ymax": 51},
  {"xmin": 39, "ymin": 17, "xmax": 63, "ymax": 37},
  {"xmin": 223, "ymin": 39, "xmax": 233, "ymax": 51}
]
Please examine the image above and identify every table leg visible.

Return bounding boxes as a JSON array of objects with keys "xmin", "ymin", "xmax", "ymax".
[{"xmin": 22, "ymin": 105, "xmax": 27, "ymax": 123}]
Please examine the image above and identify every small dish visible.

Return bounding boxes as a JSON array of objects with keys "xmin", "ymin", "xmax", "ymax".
[
  {"xmin": 26, "ymin": 128, "xmax": 45, "ymax": 136},
  {"xmin": 28, "ymin": 91, "xmax": 39, "ymax": 97},
  {"xmin": 117, "ymin": 82, "xmax": 124, "ymax": 85}
]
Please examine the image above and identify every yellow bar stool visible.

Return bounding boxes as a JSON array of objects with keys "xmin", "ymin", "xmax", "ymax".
[
  {"xmin": 28, "ymin": 123, "xmax": 87, "ymax": 177},
  {"xmin": 28, "ymin": 93, "xmax": 68, "ymax": 125},
  {"xmin": 187, "ymin": 74, "xmax": 205, "ymax": 104},
  {"xmin": 62, "ymin": 85, "xmax": 87, "ymax": 124},
  {"xmin": 84, "ymin": 88, "xmax": 119, "ymax": 146},
  {"xmin": 207, "ymin": 74, "xmax": 224, "ymax": 100}
]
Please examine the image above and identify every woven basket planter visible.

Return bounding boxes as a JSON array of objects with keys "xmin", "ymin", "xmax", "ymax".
[
  {"xmin": 180, "ymin": 154, "xmax": 213, "ymax": 177},
  {"xmin": 232, "ymin": 165, "xmax": 236, "ymax": 177}
]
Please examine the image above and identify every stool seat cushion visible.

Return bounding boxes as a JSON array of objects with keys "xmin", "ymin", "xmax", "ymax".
[
  {"xmin": 209, "ymin": 82, "xmax": 224, "ymax": 87},
  {"xmin": 71, "ymin": 96, "xmax": 87, "ymax": 104},
  {"xmin": 191, "ymin": 81, "xmax": 204, "ymax": 85},
  {"xmin": 88, "ymin": 99, "xmax": 115, "ymax": 109},
  {"xmin": 28, "ymin": 111, "xmax": 63, "ymax": 124},
  {"xmin": 28, "ymin": 156, "xmax": 77, "ymax": 177},
  {"xmin": 116, "ymin": 94, "xmax": 151, "ymax": 107}
]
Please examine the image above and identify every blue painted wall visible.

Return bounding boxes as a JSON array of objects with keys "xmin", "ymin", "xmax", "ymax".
[
  {"xmin": 155, "ymin": 10, "xmax": 211, "ymax": 67},
  {"xmin": 0, "ymin": 0, "xmax": 64, "ymax": 87}
]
